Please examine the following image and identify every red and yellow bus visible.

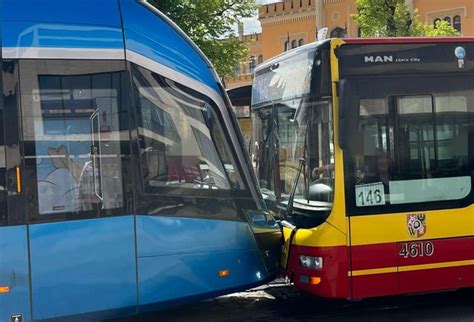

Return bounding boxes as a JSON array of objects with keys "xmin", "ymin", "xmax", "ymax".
[{"xmin": 251, "ymin": 37, "xmax": 474, "ymax": 299}]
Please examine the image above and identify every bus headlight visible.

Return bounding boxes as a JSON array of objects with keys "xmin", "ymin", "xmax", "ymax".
[{"xmin": 299, "ymin": 255, "xmax": 323, "ymax": 269}]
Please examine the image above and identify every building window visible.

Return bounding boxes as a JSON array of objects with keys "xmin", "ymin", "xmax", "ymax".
[
  {"xmin": 284, "ymin": 40, "xmax": 289, "ymax": 51},
  {"xmin": 233, "ymin": 65, "xmax": 240, "ymax": 76},
  {"xmin": 258, "ymin": 55, "xmax": 264, "ymax": 65},
  {"xmin": 298, "ymin": 39, "xmax": 304, "ymax": 46},
  {"xmin": 249, "ymin": 58, "xmax": 256, "ymax": 74},
  {"xmin": 330, "ymin": 27, "xmax": 346, "ymax": 38},
  {"xmin": 453, "ymin": 15, "xmax": 462, "ymax": 32},
  {"xmin": 433, "ymin": 15, "xmax": 462, "ymax": 32},
  {"xmin": 291, "ymin": 40, "xmax": 297, "ymax": 49}
]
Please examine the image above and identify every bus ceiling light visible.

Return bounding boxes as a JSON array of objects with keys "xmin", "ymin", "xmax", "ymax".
[{"xmin": 299, "ymin": 255, "xmax": 323, "ymax": 269}]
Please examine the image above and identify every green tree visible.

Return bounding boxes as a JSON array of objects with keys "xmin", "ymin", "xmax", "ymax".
[
  {"xmin": 149, "ymin": 0, "xmax": 258, "ymax": 79},
  {"xmin": 353, "ymin": 0, "xmax": 459, "ymax": 37}
]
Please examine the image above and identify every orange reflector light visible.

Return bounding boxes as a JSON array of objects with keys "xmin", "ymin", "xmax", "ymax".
[
  {"xmin": 310, "ymin": 277, "xmax": 322, "ymax": 285},
  {"xmin": 218, "ymin": 269, "xmax": 230, "ymax": 277},
  {"xmin": 0, "ymin": 286, "xmax": 10, "ymax": 294},
  {"xmin": 16, "ymin": 166, "xmax": 21, "ymax": 193}
]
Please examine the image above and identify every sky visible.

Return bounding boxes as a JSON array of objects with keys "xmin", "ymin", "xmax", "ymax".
[{"xmin": 241, "ymin": 0, "xmax": 278, "ymax": 34}]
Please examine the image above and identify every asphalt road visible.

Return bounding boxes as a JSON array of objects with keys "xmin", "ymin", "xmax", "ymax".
[{"xmin": 114, "ymin": 281, "xmax": 474, "ymax": 322}]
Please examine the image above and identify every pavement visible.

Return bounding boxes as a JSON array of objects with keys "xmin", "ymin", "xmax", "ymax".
[{"xmin": 115, "ymin": 280, "xmax": 474, "ymax": 322}]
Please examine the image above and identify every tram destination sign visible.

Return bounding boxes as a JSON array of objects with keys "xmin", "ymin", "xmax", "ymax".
[{"xmin": 338, "ymin": 42, "xmax": 474, "ymax": 77}]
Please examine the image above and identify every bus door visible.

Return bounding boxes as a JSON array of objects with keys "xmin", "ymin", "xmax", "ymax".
[
  {"xmin": 0, "ymin": 59, "xmax": 31, "ymax": 321},
  {"xmin": 346, "ymin": 75, "xmax": 474, "ymax": 298}
]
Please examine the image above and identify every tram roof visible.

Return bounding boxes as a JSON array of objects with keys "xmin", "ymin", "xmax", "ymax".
[{"xmin": 0, "ymin": 0, "xmax": 221, "ymax": 93}]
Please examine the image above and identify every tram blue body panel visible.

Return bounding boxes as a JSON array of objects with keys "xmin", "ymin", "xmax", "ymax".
[
  {"xmin": 136, "ymin": 216, "xmax": 267, "ymax": 308},
  {"xmin": 28, "ymin": 217, "xmax": 137, "ymax": 320},
  {"xmin": 0, "ymin": 227, "xmax": 31, "ymax": 321},
  {"xmin": 1, "ymin": 0, "xmax": 124, "ymax": 50},
  {"xmin": 120, "ymin": 0, "xmax": 220, "ymax": 92},
  {"xmin": 0, "ymin": 1, "xmax": 280, "ymax": 321}
]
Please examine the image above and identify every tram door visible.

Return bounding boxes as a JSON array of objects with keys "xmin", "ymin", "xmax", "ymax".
[
  {"xmin": 0, "ymin": 59, "xmax": 32, "ymax": 322},
  {"xmin": 15, "ymin": 59, "xmax": 137, "ymax": 320}
]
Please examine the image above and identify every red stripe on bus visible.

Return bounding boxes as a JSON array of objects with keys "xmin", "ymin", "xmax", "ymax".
[
  {"xmin": 352, "ymin": 264, "xmax": 474, "ymax": 298},
  {"xmin": 399, "ymin": 265, "xmax": 474, "ymax": 294},
  {"xmin": 352, "ymin": 272, "xmax": 398, "ymax": 299},
  {"xmin": 287, "ymin": 236, "xmax": 474, "ymax": 299},
  {"xmin": 350, "ymin": 236, "xmax": 474, "ymax": 271},
  {"xmin": 351, "ymin": 242, "xmax": 397, "ymax": 271},
  {"xmin": 398, "ymin": 236, "xmax": 474, "ymax": 267}
]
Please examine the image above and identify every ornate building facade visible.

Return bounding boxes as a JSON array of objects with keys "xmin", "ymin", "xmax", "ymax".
[{"xmin": 225, "ymin": 0, "xmax": 474, "ymax": 89}]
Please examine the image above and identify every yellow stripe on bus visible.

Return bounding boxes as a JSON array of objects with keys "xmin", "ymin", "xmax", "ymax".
[
  {"xmin": 349, "ymin": 267, "xmax": 397, "ymax": 277},
  {"xmin": 398, "ymin": 259, "xmax": 474, "ymax": 272},
  {"xmin": 350, "ymin": 260, "xmax": 474, "ymax": 277}
]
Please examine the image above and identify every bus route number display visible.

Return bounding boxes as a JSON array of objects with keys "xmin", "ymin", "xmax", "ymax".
[{"xmin": 355, "ymin": 182, "xmax": 386, "ymax": 207}]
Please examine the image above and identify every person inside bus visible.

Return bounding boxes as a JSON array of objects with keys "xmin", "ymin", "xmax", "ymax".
[
  {"xmin": 359, "ymin": 148, "xmax": 393, "ymax": 201},
  {"xmin": 375, "ymin": 149, "xmax": 391, "ymax": 188}
]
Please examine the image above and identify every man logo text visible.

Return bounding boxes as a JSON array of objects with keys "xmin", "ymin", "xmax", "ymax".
[{"xmin": 364, "ymin": 55, "xmax": 393, "ymax": 63}]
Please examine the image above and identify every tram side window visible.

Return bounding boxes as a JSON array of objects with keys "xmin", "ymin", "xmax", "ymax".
[
  {"xmin": 131, "ymin": 64, "xmax": 243, "ymax": 194},
  {"xmin": 19, "ymin": 60, "xmax": 130, "ymax": 221},
  {"xmin": 353, "ymin": 91, "xmax": 473, "ymax": 208}
]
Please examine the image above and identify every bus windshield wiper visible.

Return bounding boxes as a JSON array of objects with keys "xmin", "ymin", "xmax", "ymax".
[
  {"xmin": 285, "ymin": 102, "xmax": 312, "ymax": 218},
  {"xmin": 286, "ymin": 157, "xmax": 306, "ymax": 219}
]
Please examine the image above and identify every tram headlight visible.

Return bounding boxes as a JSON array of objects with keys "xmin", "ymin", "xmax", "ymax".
[{"xmin": 299, "ymin": 255, "xmax": 323, "ymax": 269}]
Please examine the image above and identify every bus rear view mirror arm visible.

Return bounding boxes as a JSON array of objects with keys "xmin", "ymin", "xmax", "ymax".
[{"xmin": 338, "ymin": 79, "xmax": 359, "ymax": 150}]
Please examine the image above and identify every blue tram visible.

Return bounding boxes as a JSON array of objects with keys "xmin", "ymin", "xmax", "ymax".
[{"xmin": 0, "ymin": 0, "xmax": 281, "ymax": 321}]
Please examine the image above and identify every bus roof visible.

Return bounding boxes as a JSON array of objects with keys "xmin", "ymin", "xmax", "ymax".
[
  {"xmin": 343, "ymin": 37, "xmax": 474, "ymax": 44},
  {"xmin": 255, "ymin": 36, "xmax": 474, "ymax": 75},
  {"xmin": 255, "ymin": 39, "xmax": 331, "ymax": 75}
]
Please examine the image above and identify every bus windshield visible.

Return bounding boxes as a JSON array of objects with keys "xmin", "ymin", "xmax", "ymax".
[
  {"xmin": 251, "ymin": 97, "xmax": 334, "ymax": 219},
  {"xmin": 251, "ymin": 43, "xmax": 333, "ymax": 224},
  {"xmin": 252, "ymin": 49, "xmax": 316, "ymax": 106}
]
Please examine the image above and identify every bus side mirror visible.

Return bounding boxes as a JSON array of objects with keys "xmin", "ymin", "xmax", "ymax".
[{"xmin": 338, "ymin": 79, "xmax": 359, "ymax": 150}]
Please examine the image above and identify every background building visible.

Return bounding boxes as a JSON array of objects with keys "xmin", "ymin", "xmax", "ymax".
[{"xmin": 225, "ymin": 0, "xmax": 474, "ymax": 89}]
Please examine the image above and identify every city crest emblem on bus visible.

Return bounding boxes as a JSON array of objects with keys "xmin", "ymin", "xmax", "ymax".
[{"xmin": 407, "ymin": 214, "xmax": 426, "ymax": 238}]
